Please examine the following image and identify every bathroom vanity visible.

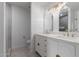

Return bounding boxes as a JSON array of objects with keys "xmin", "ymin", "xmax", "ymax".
[
  {"xmin": 34, "ymin": 2, "xmax": 79, "ymax": 57},
  {"xmin": 34, "ymin": 33, "xmax": 79, "ymax": 57}
]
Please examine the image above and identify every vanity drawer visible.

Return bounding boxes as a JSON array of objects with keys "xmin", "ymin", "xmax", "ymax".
[
  {"xmin": 35, "ymin": 35, "xmax": 47, "ymax": 48},
  {"xmin": 39, "ymin": 48, "xmax": 47, "ymax": 57},
  {"xmin": 35, "ymin": 35, "xmax": 47, "ymax": 57},
  {"xmin": 36, "ymin": 39, "xmax": 47, "ymax": 50},
  {"xmin": 39, "ymin": 38, "xmax": 47, "ymax": 49}
]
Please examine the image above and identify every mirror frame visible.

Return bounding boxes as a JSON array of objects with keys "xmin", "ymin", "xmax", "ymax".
[{"xmin": 59, "ymin": 5, "xmax": 71, "ymax": 32}]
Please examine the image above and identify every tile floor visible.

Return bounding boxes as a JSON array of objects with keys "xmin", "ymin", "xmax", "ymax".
[{"xmin": 10, "ymin": 48, "xmax": 39, "ymax": 57}]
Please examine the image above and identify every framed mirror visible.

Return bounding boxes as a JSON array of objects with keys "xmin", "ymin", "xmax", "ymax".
[
  {"xmin": 44, "ymin": 2, "xmax": 72, "ymax": 33},
  {"xmin": 59, "ymin": 6, "xmax": 69, "ymax": 32}
]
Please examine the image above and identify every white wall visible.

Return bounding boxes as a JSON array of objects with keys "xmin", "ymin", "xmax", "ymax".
[
  {"xmin": 31, "ymin": 2, "xmax": 44, "ymax": 36},
  {"xmin": 12, "ymin": 5, "xmax": 31, "ymax": 48},
  {"xmin": 0, "ymin": 2, "xmax": 4, "ymax": 56},
  {"xmin": 31, "ymin": 2, "xmax": 45, "ymax": 50}
]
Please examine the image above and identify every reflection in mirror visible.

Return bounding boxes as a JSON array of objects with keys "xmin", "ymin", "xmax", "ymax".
[
  {"xmin": 44, "ymin": 10, "xmax": 53, "ymax": 33},
  {"xmin": 59, "ymin": 6, "xmax": 68, "ymax": 32},
  {"xmin": 66, "ymin": 2, "xmax": 79, "ymax": 32}
]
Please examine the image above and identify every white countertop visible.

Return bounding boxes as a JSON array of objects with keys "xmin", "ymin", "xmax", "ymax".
[{"xmin": 35, "ymin": 33, "xmax": 79, "ymax": 44}]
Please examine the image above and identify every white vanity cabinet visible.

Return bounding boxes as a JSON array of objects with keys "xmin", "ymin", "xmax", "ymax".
[
  {"xmin": 35, "ymin": 34, "xmax": 79, "ymax": 57},
  {"xmin": 47, "ymin": 38, "xmax": 58, "ymax": 57},
  {"xmin": 76, "ymin": 44, "xmax": 79, "ymax": 57},
  {"xmin": 47, "ymin": 38, "xmax": 75, "ymax": 57},
  {"xmin": 58, "ymin": 41, "xmax": 75, "ymax": 57}
]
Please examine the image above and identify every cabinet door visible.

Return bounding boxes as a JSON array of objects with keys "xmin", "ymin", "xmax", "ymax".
[
  {"xmin": 76, "ymin": 44, "xmax": 79, "ymax": 57},
  {"xmin": 39, "ymin": 37, "xmax": 47, "ymax": 57},
  {"xmin": 58, "ymin": 41, "xmax": 75, "ymax": 57},
  {"xmin": 47, "ymin": 38, "xmax": 58, "ymax": 57}
]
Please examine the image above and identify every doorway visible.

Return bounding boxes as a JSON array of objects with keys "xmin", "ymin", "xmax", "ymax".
[{"xmin": 5, "ymin": 2, "xmax": 31, "ymax": 57}]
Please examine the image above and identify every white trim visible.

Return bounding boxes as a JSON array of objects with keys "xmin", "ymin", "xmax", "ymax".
[
  {"xmin": 68, "ymin": 7, "xmax": 71, "ymax": 32},
  {"xmin": 3, "ymin": 2, "xmax": 6, "ymax": 57}
]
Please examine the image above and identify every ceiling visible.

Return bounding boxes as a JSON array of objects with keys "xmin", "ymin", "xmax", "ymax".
[
  {"xmin": 7, "ymin": 2, "xmax": 62, "ymax": 9},
  {"xmin": 66, "ymin": 2, "xmax": 79, "ymax": 11},
  {"xmin": 37, "ymin": 2, "xmax": 55, "ymax": 7},
  {"xmin": 38, "ymin": 2, "xmax": 79, "ymax": 11},
  {"xmin": 7, "ymin": 2, "xmax": 31, "ymax": 8},
  {"xmin": 37, "ymin": 2, "xmax": 60, "ymax": 9},
  {"xmin": 7, "ymin": 2, "xmax": 55, "ymax": 9}
]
